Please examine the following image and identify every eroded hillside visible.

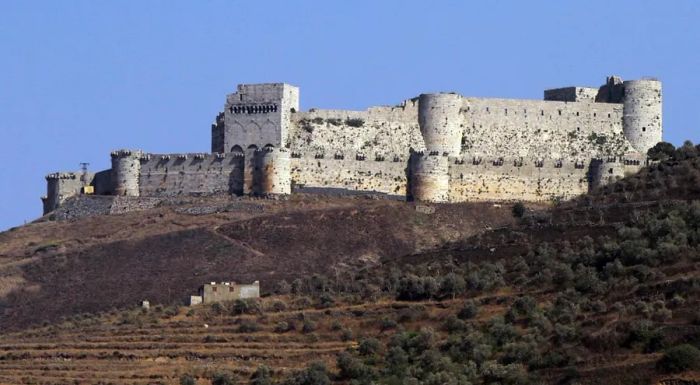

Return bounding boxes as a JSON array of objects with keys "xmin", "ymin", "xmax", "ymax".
[{"xmin": 0, "ymin": 196, "xmax": 515, "ymax": 331}]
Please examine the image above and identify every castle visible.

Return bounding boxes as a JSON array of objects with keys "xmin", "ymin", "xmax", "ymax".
[{"xmin": 41, "ymin": 76, "xmax": 662, "ymax": 214}]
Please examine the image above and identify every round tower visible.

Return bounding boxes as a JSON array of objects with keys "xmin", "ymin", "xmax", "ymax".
[
  {"xmin": 418, "ymin": 93, "xmax": 462, "ymax": 155},
  {"xmin": 589, "ymin": 158, "xmax": 625, "ymax": 190},
  {"xmin": 255, "ymin": 147, "xmax": 291, "ymax": 195},
  {"xmin": 43, "ymin": 173, "xmax": 63, "ymax": 214},
  {"xmin": 410, "ymin": 152, "xmax": 450, "ymax": 202},
  {"xmin": 622, "ymin": 79, "xmax": 662, "ymax": 155},
  {"xmin": 110, "ymin": 149, "xmax": 142, "ymax": 196}
]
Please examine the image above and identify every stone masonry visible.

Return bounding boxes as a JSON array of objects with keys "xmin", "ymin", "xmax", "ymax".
[{"xmin": 41, "ymin": 76, "xmax": 662, "ymax": 213}]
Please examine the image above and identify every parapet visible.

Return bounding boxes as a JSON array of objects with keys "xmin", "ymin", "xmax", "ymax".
[
  {"xmin": 543, "ymin": 87, "xmax": 599, "ymax": 102},
  {"xmin": 110, "ymin": 149, "xmax": 143, "ymax": 158},
  {"xmin": 45, "ymin": 172, "xmax": 79, "ymax": 180}
]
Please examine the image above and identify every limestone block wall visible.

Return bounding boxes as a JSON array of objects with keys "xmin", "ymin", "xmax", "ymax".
[
  {"xmin": 460, "ymin": 98, "xmax": 630, "ymax": 159},
  {"xmin": 50, "ymin": 195, "xmax": 114, "ymax": 220},
  {"xmin": 448, "ymin": 158, "xmax": 591, "ymax": 202},
  {"xmin": 290, "ymin": 153, "xmax": 408, "ymax": 196},
  {"xmin": 109, "ymin": 196, "xmax": 162, "ymax": 214},
  {"xmin": 289, "ymin": 97, "xmax": 632, "ymax": 163},
  {"xmin": 138, "ymin": 153, "xmax": 244, "ymax": 196},
  {"xmin": 289, "ymin": 101, "xmax": 423, "ymax": 156}
]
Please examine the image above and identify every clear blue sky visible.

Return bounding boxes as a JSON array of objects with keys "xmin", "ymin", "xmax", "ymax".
[{"xmin": 1, "ymin": 1, "xmax": 699, "ymax": 230}]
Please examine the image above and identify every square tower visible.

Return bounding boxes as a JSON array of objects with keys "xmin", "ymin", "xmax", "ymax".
[{"xmin": 219, "ymin": 83, "xmax": 299, "ymax": 153}]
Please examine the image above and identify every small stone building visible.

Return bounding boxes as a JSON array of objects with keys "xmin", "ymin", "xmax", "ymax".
[{"xmin": 189, "ymin": 281, "xmax": 260, "ymax": 305}]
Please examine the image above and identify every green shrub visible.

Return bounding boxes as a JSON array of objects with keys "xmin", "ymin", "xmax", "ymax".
[
  {"xmin": 648, "ymin": 142, "xmax": 676, "ymax": 161},
  {"xmin": 231, "ymin": 298, "xmax": 262, "ymax": 315},
  {"xmin": 250, "ymin": 365, "xmax": 273, "ymax": 385},
  {"xmin": 336, "ymin": 351, "xmax": 374, "ymax": 380},
  {"xmin": 326, "ymin": 118, "xmax": 342, "ymax": 126},
  {"xmin": 657, "ymin": 344, "xmax": 700, "ymax": 373},
  {"xmin": 269, "ymin": 300, "xmax": 287, "ymax": 312},
  {"xmin": 275, "ymin": 280, "xmax": 292, "ymax": 294},
  {"xmin": 329, "ymin": 320, "xmax": 343, "ymax": 331},
  {"xmin": 302, "ymin": 320, "xmax": 317, "ymax": 334},
  {"xmin": 211, "ymin": 371, "xmax": 236, "ymax": 385},
  {"xmin": 179, "ymin": 374, "xmax": 196, "ymax": 385},
  {"xmin": 339, "ymin": 327, "xmax": 353, "ymax": 341},
  {"xmin": 457, "ymin": 300, "xmax": 479, "ymax": 320},
  {"xmin": 358, "ymin": 337, "xmax": 381, "ymax": 356},
  {"xmin": 345, "ymin": 118, "xmax": 364, "ymax": 127},
  {"xmin": 282, "ymin": 361, "xmax": 330, "ymax": 385},
  {"xmin": 275, "ymin": 321, "xmax": 291, "ymax": 333},
  {"xmin": 210, "ymin": 302, "xmax": 225, "ymax": 315},
  {"xmin": 442, "ymin": 315, "xmax": 468, "ymax": 333},
  {"xmin": 512, "ymin": 202, "xmax": 526, "ymax": 218},
  {"xmin": 237, "ymin": 320, "xmax": 261, "ymax": 333},
  {"xmin": 439, "ymin": 272, "xmax": 466, "ymax": 299},
  {"xmin": 379, "ymin": 317, "xmax": 398, "ymax": 331}
]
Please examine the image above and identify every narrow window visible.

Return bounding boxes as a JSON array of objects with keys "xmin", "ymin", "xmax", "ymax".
[
  {"xmin": 558, "ymin": 110, "xmax": 562, "ymax": 116},
  {"xmin": 576, "ymin": 112, "xmax": 579, "ymax": 116},
  {"xmin": 593, "ymin": 112, "xmax": 597, "ymax": 117},
  {"xmin": 642, "ymin": 127, "xmax": 646, "ymax": 132}
]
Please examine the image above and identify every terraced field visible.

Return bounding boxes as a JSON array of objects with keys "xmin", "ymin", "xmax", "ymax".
[{"xmin": 0, "ymin": 298, "xmax": 484, "ymax": 385}]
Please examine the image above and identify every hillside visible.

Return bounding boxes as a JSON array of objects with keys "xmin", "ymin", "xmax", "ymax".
[
  {"xmin": 0, "ymin": 195, "xmax": 515, "ymax": 331},
  {"xmin": 0, "ymin": 141, "xmax": 699, "ymax": 385}
]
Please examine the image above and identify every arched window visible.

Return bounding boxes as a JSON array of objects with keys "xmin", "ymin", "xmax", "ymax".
[{"xmin": 231, "ymin": 145, "xmax": 244, "ymax": 154}]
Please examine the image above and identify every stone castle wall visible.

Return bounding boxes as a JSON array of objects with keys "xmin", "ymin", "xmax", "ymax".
[
  {"xmin": 290, "ymin": 153, "xmax": 408, "ymax": 197},
  {"xmin": 42, "ymin": 76, "xmax": 663, "ymax": 214},
  {"xmin": 138, "ymin": 153, "xmax": 243, "ymax": 197},
  {"xmin": 459, "ymin": 98, "xmax": 629, "ymax": 159},
  {"xmin": 289, "ymin": 102, "xmax": 423, "ymax": 156}
]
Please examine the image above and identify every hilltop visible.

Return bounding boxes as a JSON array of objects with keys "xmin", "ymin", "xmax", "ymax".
[{"xmin": 0, "ymin": 141, "xmax": 698, "ymax": 385}]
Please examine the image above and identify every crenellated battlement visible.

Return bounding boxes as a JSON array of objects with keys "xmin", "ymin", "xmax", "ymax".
[
  {"xmin": 41, "ymin": 75, "xmax": 664, "ymax": 213},
  {"xmin": 45, "ymin": 172, "xmax": 79, "ymax": 180},
  {"xmin": 110, "ymin": 149, "xmax": 142, "ymax": 158}
]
